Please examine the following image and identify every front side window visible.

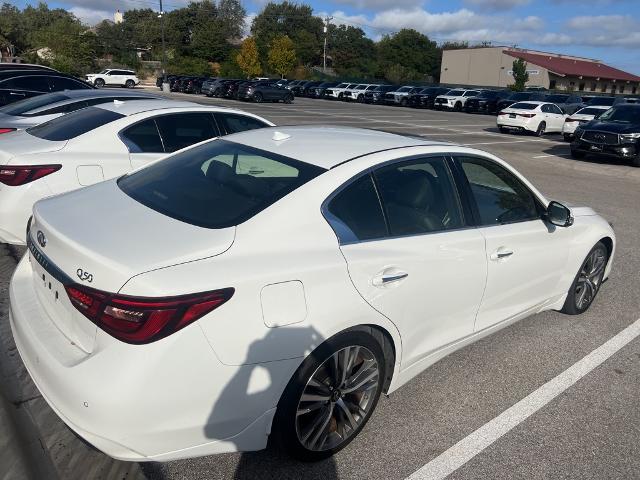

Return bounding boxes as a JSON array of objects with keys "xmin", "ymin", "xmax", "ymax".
[
  {"xmin": 373, "ymin": 157, "xmax": 463, "ymax": 236},
  {"xmin": 119, "ymin": 140, "xmax": 325, "ymax": 229},
  {"xmin": 120, "ymin": 118, "xmax": 163, "ymax": 153},
  {"xmin": 216, "ymin": 113, "xmax": 269, "ymax": 135},
  {"xmin": 457, "ymin": 156, "xmax": 540, "ymax": 225},
  {"xmin": 155, "ymin": 112, "xmax": 219, "ymax": 153}
]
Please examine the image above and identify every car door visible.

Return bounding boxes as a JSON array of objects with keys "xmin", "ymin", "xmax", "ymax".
[
  {"xmin": 548, "ymin": 104, "xmax": 566, "ymax": 131},
  {"xmin": 454, "ymin": 155, "xmax": 571, "ymax": 331},
  {"xmin": 326, "ymin": 156, "xmax": 487, "ymax": 367},
  {"xmin": 105, "ymin": 71, "xmax": 119, "ymax": 85}
]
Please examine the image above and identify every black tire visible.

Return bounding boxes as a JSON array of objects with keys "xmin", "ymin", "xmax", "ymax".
[
  {"xmin": 561, "ymin": 242, "xmax": 608, "ymax": 315},
  {"xmin": 536, "ymin": 121, "xmax": 546, "ymax": 137},
  {"xmin": 400, "ymin": 98, "xmax": 408, "ymax": 107},
  {"xmin": 272, "ymin": 328, "xmax": 387, "ymax": 461},
  {"xmin": 454, "ymin": 102, "xmax": 462, "ymax": 111},
  {"xmin": 284, "ymin": 94, "xmax": 294, "ymax": 104},
  {"xmin": 631, "ymin": 155, "xmax": 640, "ymax": 168},
  {"xmin": 563, "ymin": 133, "xmax": 572, "ymax": 142},
  {"xmin": 571, "ymin": 149, "xmax": 586, "ymax": 159},
  {"xmin": 499, "ymin": 126, "xmax": 509, "ymax": 134},
  {"xmin": 125, "ymin": 79, "xmax": 135, "ymax": 88},
  {"xmin": 94, "ymin": 78, "xmax": 105, "ymax": 88},
  {"xmin": 254, "ymin": 92, "xmax": 263, "ymax": 103},
  {"xmin": 357, "ymin": 94, "xmax": 364, "ymax": 103}
]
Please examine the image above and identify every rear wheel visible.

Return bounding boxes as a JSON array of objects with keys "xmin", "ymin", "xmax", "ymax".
[
  {"xmin": 254, "ymin": 92, "xmax": 263, "ymax": 103},
  {"xmin": 561, "ymin": 242, "xmax": 608, "ymax": 315},
  {"xmin": 536, "ymin": 121, "xmax": 546, "ymax": 137},
  {"xmin": 94, "ymin": 78, "xmax": 105, "ymax": 88},
  {"xmin": 273, "ymin": 329, "xmax": 386, "ymax": 461},
  {"xmin": 125, "ymin": 79, "xmax": 135, "ymax": 88}
]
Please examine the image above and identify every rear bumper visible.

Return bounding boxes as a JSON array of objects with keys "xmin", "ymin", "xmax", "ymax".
[
  {"xmin": 9, "ymin": 255, "xmax": 299, "ymax": 461},
  {"xmin": 0, "ymin": 181, "xmax": 53, "ymax": 245},
  {"xmin": 497, "ymin": 116, "xmax": 535, "ymax": 132}
]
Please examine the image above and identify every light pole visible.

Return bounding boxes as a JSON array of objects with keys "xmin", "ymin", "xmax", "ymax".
[
  {"xmin": 159, "ymin": 0, "xmax": 167, "ymax": 78},
  {"xmin": 323, "ymin": 16, "xmax": 332, "ymax": 73}
]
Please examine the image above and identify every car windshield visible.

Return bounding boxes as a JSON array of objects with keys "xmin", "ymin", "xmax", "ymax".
[
  {"xmin": 26, "ymin": 106, "xmax": 125, "ymax": 141},
  {"xmin": 446, "ymin": 90, "xmax": 464, "ymax": 96},
  {"xmin": 509, "ymin": 102, "xmax": 538, "ymax": 110},
  {"xmin": 597, "ymin": 106, "xmax": 640, "ymax": 123},
  {"xmin": 476, "ymin": 91, "xmax": 498, "ymax": 99},
  {"xmin": 99, "ymin": 69, "xmax": 109, "ymax": 74},
  {"xmin": 0, "ymin": 92, "xmax": 69, "ymax": 116},
  {"xmin": 588, "ymin": 97, "xmax": 615, "ymax": 106},
  {"xmin": 397, "ymin": 86, "xmax": 412, "ymax": 93},
  {"xmin": 336, "ymin": 83, "xmax": 348, "ymax": 88},
  {"xmin": 546, "ymin": 95, "xmax": 569, "ymax": 103},
  {"xmin": 118, "ymin": 139, "xmax": 326, "ymax": 229},
  {"xmin": 508, "ymin": 93, "xmax": 530, "ymax": 101},
  {"xmin": 576, "ymin": 107, "xmax": 606, "ymax": 116}
]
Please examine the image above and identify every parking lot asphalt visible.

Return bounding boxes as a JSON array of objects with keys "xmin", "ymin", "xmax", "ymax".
[{"xmin": 1, "ymin": 88, "xmax": 639, "ymax": 480}]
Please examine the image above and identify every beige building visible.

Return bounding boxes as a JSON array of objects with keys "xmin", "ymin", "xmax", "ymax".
[{"xmin": 440, "ymin": 46, "xmax": 640, "ymax": 95}]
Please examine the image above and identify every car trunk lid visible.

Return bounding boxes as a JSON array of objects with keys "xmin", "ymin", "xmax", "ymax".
[
  {"xmin": 0, "ymin": 129, "xmax": 66, "ymax": 165},
  {"xmin": 29, "ymin": 179, "xmax": 236, "ymax": 352}
]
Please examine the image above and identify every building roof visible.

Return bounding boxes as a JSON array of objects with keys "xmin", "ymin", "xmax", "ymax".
[
  {"xmin": 504, "ymin": 49, "xmax": 640, "ymax": 83},
  {"xmin": 223, "ymin": 126, "xmax": 449, "ymax": 169}
]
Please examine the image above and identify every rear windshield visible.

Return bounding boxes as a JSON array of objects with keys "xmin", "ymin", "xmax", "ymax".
[
  {"xmin": 27, "ymin": 107, "xmax": 124, "ymax": 141},
  {"xmin": 0, "ymin": 93, "xmax": 69, "ymax": 116},
  {"xmin": 446, "ymin": 90, "xmax": 464, "ymax": 96},
  {"xmin": 118, "ymin": 139, "xmax": 326, "ymax": 229},
  {"xmin": 508, "ymin": 93, "xmax": 530, "ymax": 101},
  {"xmin": 509, "ymin": 102, "xmax": 538, "ymax": 110},
  {"xmin": 545, "ymin": 95, "xmax": 569, "ymax": 103},
  {"xmin": 597, "ymin": 106, "xmax": 640, "ymax": 123},
  {"xmin": 588, "ymin": 97, "xmax": 615, "ymax": 106}
]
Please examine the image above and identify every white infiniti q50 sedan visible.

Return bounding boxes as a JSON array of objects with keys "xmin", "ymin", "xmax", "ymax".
[{"xmin": 10, "ymin": 127, "xmax": 614, "ymax": 462}]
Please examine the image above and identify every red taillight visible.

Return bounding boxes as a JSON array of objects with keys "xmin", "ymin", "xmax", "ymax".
[
  {"xmin": 517, "ymin": 113, "xmax": 536, "ymax": 118},
  {"xmin": 565, "ymin": 118, "xmax": 578, "ymax": 122},
  {"xmin": 65, "ymin": 284, "xmax": 234, "ymax": 344},
  {"xmin": 0, "ymin": 164, "xmax": 61, "ymax": 186},
  {"xmin": 498, "ymin": 111, "xmax": 506, "ymax": 116},
  {"xmin": 0, "ymin": 128, "xmax": 16, "ymax": 134}
]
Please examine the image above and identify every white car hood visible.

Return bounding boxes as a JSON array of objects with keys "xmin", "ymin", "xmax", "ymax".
[
  {"xmin": 0, "ymin": 129, "xmax": 67, "ymax": 165},
  {"xmin": 31, "ymin": 179, "xmax": 236, "ymax": 293}
]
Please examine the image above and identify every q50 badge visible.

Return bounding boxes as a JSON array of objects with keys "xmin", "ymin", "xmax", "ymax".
[{"xmin": 76, "ymin": 269, "xmax": 93, "ymax": 283}]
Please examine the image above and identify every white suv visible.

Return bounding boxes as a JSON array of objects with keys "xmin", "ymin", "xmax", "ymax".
[
  {"xmin": 434, "ymin": 89, "xmax": 481, "ymax": 111},
  {"xmin": 86, "ymin": 69, "xmax": 140, "ymax": 88}
]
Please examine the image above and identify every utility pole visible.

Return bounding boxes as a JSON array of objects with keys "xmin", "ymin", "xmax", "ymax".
[
  {"xmin": 159, "ymin": 0, "xmax": 167, "ymax": 78},
  {"xmin": 323, "ymin": 16, "xmax": 332, "ymax": 73}
]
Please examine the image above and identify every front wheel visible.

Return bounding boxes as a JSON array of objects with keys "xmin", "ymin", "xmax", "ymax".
[
  {"xmin": 454, "ymin": 102, "xmax": 462, "ymax": 111},
  {"xmin": 400, "ymin": 98, "xmax": 408, "ymax": 107},
  {"xmin": 561, "ymin": 242, "xmax": 608, "ymax": 315},
  {"xmin": 125, "ymin": 79, "xmax": 135, "ymax": 88},
  {"xmin": 94, "ymin": 78, "xmax": 105, "ymax": 88},
  {"xmin": 273, "ymin": 329, "xmax": 386, "ymax": 461},
  {"xmin": 563, "ymin": 133, "xmax": 572, "ymax": 142},
  {"xmin": 284, "ymin": 94, "xmax": 294, "ymax": 104},
  {"xmin": 254, "ymin": 92, "xmax": 263, "ymax": 103}
]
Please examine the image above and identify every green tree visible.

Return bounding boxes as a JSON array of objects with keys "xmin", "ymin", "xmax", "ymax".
[
  {"xmin": 218, "ymin": 0, "xmax": 246, "ymax": 40},
  {"xmin": 268, "ymin": 35, "xmax": 296, "ymax": 78},
  {"xmin": 377, "ymin": 29, "xmax": 440, "ymax": 82},
  {"xmin": 510, "ymin": 58, "xmax": 529, "ymax": 91},
  {"xmin": 166, "ymin": 56, "xmax": 211, "ymax": 76},
  {"xmin": 328, "ymin": 24, "xmax": 377, "ymax": 78},
  {"xmin": 236, "ymin": 37, "xmax": 261, "ymax": 78},
  {"xmin": 251, "ymin": 2, "xmax": 323, "ymax": 66}
]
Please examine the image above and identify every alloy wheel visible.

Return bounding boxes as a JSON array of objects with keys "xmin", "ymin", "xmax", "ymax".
[
  {"xmin": 574, "ymin": 246, "xmax": 607, "ymax": 310},
  {"xmin": 295, "ymin": 345, "xmax": 380, "ymax": 452}
]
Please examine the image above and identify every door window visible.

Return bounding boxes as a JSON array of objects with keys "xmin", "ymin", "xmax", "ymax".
[
  {"xmin": 155, "ymin": 112, "xmax": 220, "ymax": 152},
  {"xmin": 457, "ymin": 156, "xmax": 540, "ymax": 225},
  {"xmin": 4, "ymin": 76, "xmax": 49, "ymax": 92},
  {"xmin": 373, "ymin": 157, "xmax": 463, "ymax": 236},
  {"xmin": 49, "ymin": 77, "xmax": 91, "ymax": 91},
  {"xmin": 120, "ymin": 118, "xmax": 164, "ymax": 153},
  {"xmin": 216, "ymin": 113, "xmax": 270, "ymax": 135},
  {"xmin": 325, "ymin": 174, "xmax": 387, "ymax": 243}
]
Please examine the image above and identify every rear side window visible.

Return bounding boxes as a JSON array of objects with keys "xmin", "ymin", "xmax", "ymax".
[
  {"xmin": 325, "ymin": 174, "xmax": 387, "ymax": 243},
  {"xmin": 27, "ymin": 107, "xmax": 124, "ymax": 141},
  {"xmin": 216, "ymin": 113, "xmax": 269, "ymax": 135},
  {"xmin": 510, "ymin": 102, "xmax": 537, "ymax": 110},
  {"xmin": 121, "ymin": 118, "xmax": 163, "ymax": 153},
  {"xmin": 118, "ymin": 140, "xmax": 325, "ymax": 228},
  {"xmin": 155, "ymin": 112, "xmax": 220, "ymax": 152}
]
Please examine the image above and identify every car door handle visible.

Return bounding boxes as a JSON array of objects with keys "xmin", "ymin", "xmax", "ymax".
[
  {"xmin": 372, "ymin": 272, "xmax": 408, "ymax": 287},
  {"xmin": 9, "ymin": 92, "xmax": 26, "ymax": 96},
  {"xmin": 490, "ymin": 249, "xmax": 514, "ymax": 261}
]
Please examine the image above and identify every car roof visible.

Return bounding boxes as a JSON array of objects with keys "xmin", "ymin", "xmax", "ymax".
[
  {"xmin": 92, "ymin": 99, "xmax": 260, "ymax": 117},
  {"xmin": 223, "ymin": 126, "xmax": 449, "ymax": 169}
]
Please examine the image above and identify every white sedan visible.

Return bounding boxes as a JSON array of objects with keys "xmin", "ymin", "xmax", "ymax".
[
  {"xmin": 497, "ymin": 101, "xmax": 567, "ymax": 136},
  {"xmin": 0, "ymin": 100, "xmax": 273, "ymax": 244},
  {"xmin": 10, "ymin": 126, "xmax": 614, "ymax": 462},
  {"xmin": 562, "ymin": 105, "xmax": 610, "ymax": 141}
]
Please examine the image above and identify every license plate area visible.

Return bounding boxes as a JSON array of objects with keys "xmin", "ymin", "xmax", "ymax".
[
  {"xmin": 590, "ymin": 144, "xmax": 604, "ymax": 151},
  {"xmin": 509, "ymin": 113, "xmax": 516, "ymax": 118}
]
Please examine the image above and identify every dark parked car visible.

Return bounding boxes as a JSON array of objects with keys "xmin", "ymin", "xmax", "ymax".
[
  {"xmin": 571, "ymin": 104, "xmax": 640, "ymax": 167},
  {"xmin": 182, "ymin": 77, "xmax": 209, "ymax": 94},
  {"xmin": 289, "ymin": 80, "xmax": 313, "ymax": 96},
  {"xmin": 364, "ymin": 85, "xmax": 399, "ymax": 104},
  {"xmin": 300, "ymin": 81, "xmax": 322, "ymax": 97},
  {"xmin": 496, "ymin": 91, "xmax": 547, "ymax": 112},
  {"xmin": 407, "ymin": 87, "xmax": 450, "ymax": 109},
  {"xmin": 463, "ymin": 90, "xmax": 511, "ymax": 114},
  {"xmin": 583, "ymin": 96, "xmax": 624, "ymax": 108},
  {"xmin": 200, "ymin": 78, "xmax": 220, "ymax": 95},
  {"xmin": 0, "ymin": 63, "xmax": 56, "ymax": 71},
  {"xmin": 543, "ymin": 93, "xmax": 584, "ymax": 114},
  {"xmin": 0, "ymin": 70, "xmax": 94, "ymax": 106},
  {"xmin": 237, "ymin": 81, "xmax": 294, "ymax": 103},
  {"xmin": 169, "ymin": 76, "xmax": 189, "ymax": 92}
]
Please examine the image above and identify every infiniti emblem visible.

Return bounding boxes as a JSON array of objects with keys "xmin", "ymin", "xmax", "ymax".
[
  {"xmin": 36, "ymin": 230, "xmax": 47, "ymax": 248},
  {"xmin": 594, "ymin": 133, "xmax": 606, "ymax": 141}
]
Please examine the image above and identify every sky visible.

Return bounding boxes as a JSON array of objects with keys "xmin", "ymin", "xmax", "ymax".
[{"xmin": 13, "ymin": 0, "xmax": 640, "ymax": 75}]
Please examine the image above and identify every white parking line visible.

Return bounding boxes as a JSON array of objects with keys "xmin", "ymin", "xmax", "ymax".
[{"xmin": 405, "ymin": 318, "xmax": 640, "ymax": 480}]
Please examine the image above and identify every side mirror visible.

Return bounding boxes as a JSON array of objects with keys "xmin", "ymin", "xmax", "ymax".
[{"xmin": 546, "ymin": 201, "xmax": 573, "ymax": 227}]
